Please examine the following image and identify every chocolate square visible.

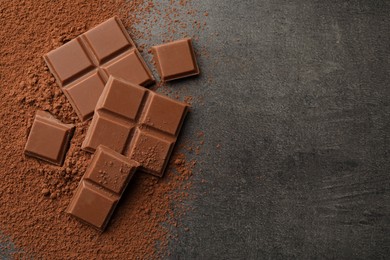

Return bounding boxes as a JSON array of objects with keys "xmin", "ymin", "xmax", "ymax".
[
  {"xmin": 152, "ymin": 38, "xmax": 199, "ymax": 81},
  {"xmin": 141, "ymin": 93, "xmax": 188, "ymax": 135},
  {"xmin": 96, "ymin": 74, "xmax": 146, "ymax": 120},
  {"xmin": 64, "ymin": 72, "xmax": 106, "ymax": 121},
  {"xmin": 129, "ymin": 131, "xmax": 174, "ymax": 176},
  {"xmin": 24, "ymin": 111, "xmax": 74, "ymax": 166},
  {"xmin": 45, "ymin": 38, "xmax": 94, "ymax": 85},
  {"xmin": 84, "ymin": 146, "xmax": 139, "ymax": 195},
  {"xmin": 67, "ymin": 180, "xmax": 119, "ymax": 231},
  {"xmin": 101, "ymin": 50, "xmax": 154, "ymax": 87},
  {"xmin": 83, "ymin": 18, "xmax": 134, "ymax": 63},
  {"xmin": 82, "ymin": 113, "xmax": 133, "ymax": 154}
]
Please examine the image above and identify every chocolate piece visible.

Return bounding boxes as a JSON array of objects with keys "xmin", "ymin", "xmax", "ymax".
[
  {"xmin": 24, "ymin": 111, "xmax": 74, "ymax": 166},
  {"xmin": 44, "ymin": 17, "xmax": 154, "ymax": 121},
  {"xmin": 67, "ymin": 146, "xmax": 139, "ymax": 231},
  {"xmin": 151, "ymin": 38, "xmax": 199, "ymax": 81},
  {"xmin": 82, "ymin": 77, "xmax": 189, "ymax": 177}
]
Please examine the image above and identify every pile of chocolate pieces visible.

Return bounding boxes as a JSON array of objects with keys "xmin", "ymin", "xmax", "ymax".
[{"xmin": 24, "ymin": 17, "xmax": 199, "ymax": 231}]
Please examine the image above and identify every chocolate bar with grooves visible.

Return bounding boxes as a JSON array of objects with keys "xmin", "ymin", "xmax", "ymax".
[
  {"xmin": 82, "ymin": 76, "xmax": 189, "ymax": 177},
  {"xmin": 67, "ymin": 145, "xmax": 140, "ymax": 231},
  {"xmin": 44, "ymin": 17, "xmax": 154, "ymax": 122}
]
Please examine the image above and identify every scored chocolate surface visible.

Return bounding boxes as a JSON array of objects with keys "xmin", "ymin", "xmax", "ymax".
[
  {"xmin": 67, "ymin": 146, "xmax": 139, "ymax": 231},
  {"xmin": 44, "ymin": 17, "xmax": 154, "ymax": 121},
  {"xmin": 82, "ymin": 77, "xmax": 189, "ymax": 177},
  {"xmin": 24, "ymin": 111, "xmax": 75, "ymax": 166},
  {"xmin": 152, "ymin": 38, "xmax": 199, "ymax": 81}
]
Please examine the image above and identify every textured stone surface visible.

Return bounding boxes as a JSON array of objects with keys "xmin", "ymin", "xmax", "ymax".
[{"xmin": 166, "ymin": 0, "xmax": 390, "ymax": 259}]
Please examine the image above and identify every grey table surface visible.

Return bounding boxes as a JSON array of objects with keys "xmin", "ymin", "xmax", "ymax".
[
  {"xmin": 166, "ymin": 0, "xmax": 390, "ymax": 259},
  {"xmin": 2, "ymin": 0, "xmax": 390, "ymax": 259}
]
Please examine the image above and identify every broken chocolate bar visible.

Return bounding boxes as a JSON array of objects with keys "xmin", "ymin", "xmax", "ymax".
[
  {"xmin": 67, "ymin": 145, "xmax": 139, "ymax": 231},
  {"xmin": 82, "ymin": 77, "xmax": 189, "ymax": 177},
  {"xmin": 24, "ymin": 111, "xmax": 74, "ymax": 166},
  {"xmin": 152, "ymin": 38, "xmax": 199, "ymax": 81},
  {"xmin": 44, "ymin": 17, "xmax": 154, "ymax": 121}
]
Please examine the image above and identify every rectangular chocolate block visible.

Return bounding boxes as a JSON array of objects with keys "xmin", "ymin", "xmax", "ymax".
[
  {"xmin": 67, "ymin": 146, "xmax": 139, "ymax": 231},
  {"xmin": 24, "ymin": 111, "xmax": 74, "ymax": 166},
  {"xmin": 82, "ymin": 77, "xmax": 189, "ymax": 177},
  {"xmin": 44, "ymin": 17, "xmax": 155, "ymax": 122},
  {"xmin": 151, "ymin": 38, "xmax": 199, "ymax": 81}
]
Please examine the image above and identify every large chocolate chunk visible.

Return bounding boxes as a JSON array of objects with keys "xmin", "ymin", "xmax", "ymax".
[
  {"xmin": 44, "ymin": 17, "xmax": 154, "ymax": 121},
  {"xmin": 82, "ymin": 77, "xmax": 189, "ymax": 177},
  {"xmin": 67, "ymin": 146, "xmax": 139, "ymax": 231}
]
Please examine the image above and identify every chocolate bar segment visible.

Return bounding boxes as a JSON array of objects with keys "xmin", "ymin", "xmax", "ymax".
[
  {"xmin": 97, "ymin": 74, "xmax": 146, "ymax": 120},
  {"xmin": 44, "ymin": 38, "xmax": 95, "ymax": 86},
  {"xmin": 151, "ymin": 38, "xmax": 199, "ymax": 81},
  {"xmin": 24, "ymin": 111, "xmax": 74, "ymax": 166},
  {"xmin": 82, "ymin": 17, "xmax": 134, "ymax": 63},
  {"xmin": 101, "ymin": 50, "xmax": 154, "ymax": 87},
  {"xmin": 67, "ymin": 146, "xmax": 139, "ymax": 231},
  {"xmin": 129, "ymin": 130, "xmax": 174, "ymax": 176},
  {"xmin": 83, "ymin": 146, "xmax": 139, "ymax": 195},
  {"xmin": 65, "ymin": 72, "xmax": 106, "ymax": 121},
  {"xmin": 44, "ymin": 17, "xmax": 154, "ymax": 122},
  {"xmin": 68, "ymin": 181, "xmax": 119, "ymax": 231},
  {"xmin": 82, "ymin": 113, "xmax": 133, "ymax": 154},
  {"xmin": 82, "ymin": 77, "xmax": 189, "ymax": 177},
  {"xmin": 141, "ymin": 93, "xmax": 188, "ymax": 135}
]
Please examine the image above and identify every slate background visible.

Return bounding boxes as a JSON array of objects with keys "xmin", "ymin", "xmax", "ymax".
[{"xmin": 168, "ymin": 0, "xmax": 390, "ymax": 259}]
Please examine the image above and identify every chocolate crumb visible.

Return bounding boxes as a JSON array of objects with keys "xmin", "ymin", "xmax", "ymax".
[{"xmin": 41, "ymin": 189, "xmax": 50, "ymax": 196}]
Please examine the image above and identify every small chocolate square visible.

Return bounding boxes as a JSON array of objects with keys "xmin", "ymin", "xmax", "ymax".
[
  {"xmin": 128, "ymin": 131, "xmax": 174, "ymax": 177},
  {"xmin": 44, "ymin": 38, "xmax": 94, "ymax": 86},
  {"xmin": 152, "ymin": 38, "xmax": 199, "ymax": 81},
  {"xmin": 141, "ymin": 93, "xmax": 188, "ymax": 135},
  {"xmin": 96, "ymin": 77, "xmax": 146, "ymax": 120},
  {"xmin": 83, "ymin": 17, "xmax": 134, "ymax": 63},
  {"xmin": 67, "ymin": 180, "xmax": 119, "ymax": 231},
  {"xmin": 101, "ymin": 50, "xmax": 155, "ymax": 86},
  {"xmin": 82, "ymin": 113, "xmax": 133, "ymax": 154},
  {"xmin": 64, "ymin": 72, "xmax": 106, "ymax": 121},
  {"xmin": 24, "ymin": 111, "xmax": 74, "ymax": 166},
  {"xmin": 84, "ymin": 146, "xmax": 139, "ymax": 195}
]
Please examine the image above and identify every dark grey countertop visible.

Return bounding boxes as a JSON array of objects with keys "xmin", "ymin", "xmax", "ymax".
[{"xmin": 167, "ymin": 0, "xmax": 390, "ymax": 259}]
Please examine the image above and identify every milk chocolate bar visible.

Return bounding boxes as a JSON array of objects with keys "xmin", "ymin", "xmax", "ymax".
[
  {"xmin": 24, "ymin": 111, "xmax": 74, "ymax": 166},
  {"xmin": 151, "ymin": 38, "xmax": 199, "ymax": 81},
  {"xmin": 44, "ymin": 17, "xmax": 154, "ymax": 121},
  {"xmin": 67, "ymin": 146, "xmax": 139, "ymax": 231},
  {"xmin": 82, "ymin": 77, "xmax": 189, "ymax": 177}
]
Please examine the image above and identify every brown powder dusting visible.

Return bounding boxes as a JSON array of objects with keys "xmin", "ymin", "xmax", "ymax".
[{"xmin": 0, "ymin": 0, "xmax": 203, "ymax": 258}]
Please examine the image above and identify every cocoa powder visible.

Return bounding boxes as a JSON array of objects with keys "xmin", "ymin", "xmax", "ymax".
[{"xmin": 0, "ymin": 0, "xmax": 202, "ymax": 258}]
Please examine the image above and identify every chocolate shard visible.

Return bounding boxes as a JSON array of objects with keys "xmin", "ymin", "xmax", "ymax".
[
  {"xmin": 82, "ymin": 76, "xmax": 189, "ymax": 177},
  {"xmin": 151, "ymin": 38, "xmax": 199, "ymax": 81},
  {"xmin": 24, "ymin": 111, "xmax": 74, "ymax": 166},
  {"xmin": 67, "ymin": 145, "xmax": 139, "ymax": 231},
  {"xmin": 44, "ymin": 17, "xmax": 154, "ymax": 122}
]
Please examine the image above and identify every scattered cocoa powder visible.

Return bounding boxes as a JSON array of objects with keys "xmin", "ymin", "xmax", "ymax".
[{"xmin": 0, "ymin": 0, "xmax": 204, "ymax": 258}]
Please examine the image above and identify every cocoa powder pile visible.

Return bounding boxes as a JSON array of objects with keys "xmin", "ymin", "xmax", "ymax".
[{"xmin": 0, "ymin": 0, "xmax": 202, "ymax": 258}]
